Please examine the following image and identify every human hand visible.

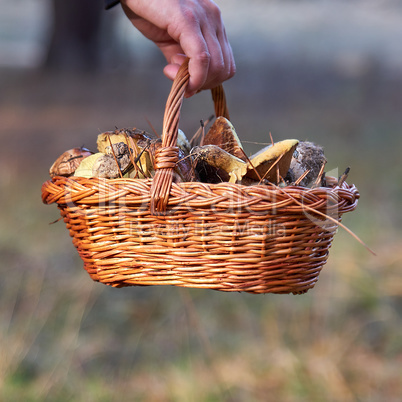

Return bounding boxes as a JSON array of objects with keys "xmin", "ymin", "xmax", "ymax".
[{"xmin": 120, "ymin": 0, "xmax": 235, "ymax": 97}]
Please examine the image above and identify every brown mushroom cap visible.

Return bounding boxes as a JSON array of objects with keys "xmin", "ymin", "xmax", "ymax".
[
  {"xmin": 49, "ymin": 147, "xmax": 93, "ymax": 178},
  {"xmin": 203, "ymin": 117, "xmax": 246, "ymax": 161}
]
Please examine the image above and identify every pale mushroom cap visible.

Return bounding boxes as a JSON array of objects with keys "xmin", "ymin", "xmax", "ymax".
[{"xmin": 74, "ymin": 153, "xmax": 105, "ymax": 178}]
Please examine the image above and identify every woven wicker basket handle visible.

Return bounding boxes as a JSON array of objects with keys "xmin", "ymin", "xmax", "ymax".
[
  {"xmin": 150, "ymin": 59, "xmax": 229, "ymax": 215},
  {"xmin": 211, "ymin": 85, "xmax": 230, "ymax": 120}
]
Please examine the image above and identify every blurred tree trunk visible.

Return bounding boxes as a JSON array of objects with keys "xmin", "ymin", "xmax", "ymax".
[{"xmin": 44, "ymin": 0, "xmax": 103, "ymax": 71}]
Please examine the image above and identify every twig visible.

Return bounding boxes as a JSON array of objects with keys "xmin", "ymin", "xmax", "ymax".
[
  {"xmin": 124, "ymin": 132, "xmax": 139, "ymax": 178},
  {"xmin": 49, "ymin": 217, "xmax": 63, "ymax": 225},
  {"xmin": 189, "ymin": 114, "xmax": 214, "ymax": 147},
  {"xmin": 274, "ymin": 184, "xmax": 376, "ymax": 255},
  {"xmin": 145, "ymin": 117, "xmax": 160, "ymax": 138},
  {"xmin": 294, "ymin": 169, "xmax": 311, "ymax": 186},
  {"xmin": 276, "ymin": 164, "xmax": 280, "ymax": 185},
  {"xmin": 313, "ymin": 161, "xmax": 327, "ymax": 188},
  {"xmin": 199, "ymin": 120, "xmax": 205, "ymax": 146},
  {"xmin": 338, "ymin": 167, "xmax": 350, "ymax": 187},
  {"xmin": 239, "ymin": 148, "xmax": 263, "ymax": 182},
  {"xmin": 269, "ymin": 132, "xmax": 275, "ymax": 147},
  {"xmin": 259, "ymin": 153, "xmax": 284, "ymax": 183}
]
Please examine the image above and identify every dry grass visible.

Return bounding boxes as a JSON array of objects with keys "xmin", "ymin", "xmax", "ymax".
[
  {"xmin": 1, "ymin": 218, "xmax": 401, "ymax": 401},
  {"xmin": 1, "ymin": 61, "xmax": 402, "ymax": 401}
]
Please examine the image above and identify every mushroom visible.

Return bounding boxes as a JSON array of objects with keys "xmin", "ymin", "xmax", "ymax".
[
  {"xmin": 192, "ymin": 139, "xmax": 299, "ymax": 185},
  {"xmin": 203, "ymin": 117, "xmax": 246, "ymax": 161},
  {"xmin": 74, "ymin": 153, "xmax": 105, "ymax": 178},
  {"xmin": 242, "ymin": 139, "xmax": 299, "ymax": 184},
  {"xmin": 96, "ymin": 128, "xmax": 155, "ymax": 153},
  {"xmin": 98, "ymin": 129, "xmax": 155, "ymax": 178},
  {"xmin": 286, "ymin": 141, "xmax": 327, "ymax": 186},
  {"xmin": 49, "ymin": 147, "xmax": 93, "ymax": 178},
  {"xmin": 191, "ymin": 145, "xmax": 246, "ymax": 183},
  {"xmin": 143, "ymin": 138, "xmax": 196, "ymax": 182},
  {"xmin": 177, "ymin": 129, "xmax": 191, "ymax": 155},
  {"xmin": 74, "ymin": 142, "xmax": 133, "ymax": 179}
]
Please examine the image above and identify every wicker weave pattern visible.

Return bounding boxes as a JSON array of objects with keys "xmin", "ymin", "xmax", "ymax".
[{"xmin": 42, "ymin": 176, "xmax": 359, "ymax": 294}]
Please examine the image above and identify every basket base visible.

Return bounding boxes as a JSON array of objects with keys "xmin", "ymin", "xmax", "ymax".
[{"xmin": 79, "ymin": 253, "xmax": 326, "ymax": 295}]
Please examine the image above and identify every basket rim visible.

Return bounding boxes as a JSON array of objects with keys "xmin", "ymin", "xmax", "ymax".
[{"xmin": 42, "ymin": 175, "xmax": 359, "ymax": 216}]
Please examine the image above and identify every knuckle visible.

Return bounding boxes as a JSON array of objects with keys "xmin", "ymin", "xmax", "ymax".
[
  {"xmin": 209, "ymin": 3, "xmax": 222, "ymax": 21},
  {"xmin": 196, "ymin": 51, "xmax": 211, "ymax": 66},
  {"xmin": 181, "ymin": 7, "xmax": 198, "ymax": 25}
]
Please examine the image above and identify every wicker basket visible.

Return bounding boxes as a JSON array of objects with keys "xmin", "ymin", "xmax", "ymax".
[{"xmin": 42, "ymin": 61, "xmax": 359, "ymax": 294}]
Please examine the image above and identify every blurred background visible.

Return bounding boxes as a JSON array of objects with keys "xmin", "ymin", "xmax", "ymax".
[{"xmin": 1, "ymin": 0, "xmax": 401, "ymax": 400}]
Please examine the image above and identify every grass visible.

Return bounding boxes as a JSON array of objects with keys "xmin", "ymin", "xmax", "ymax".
[
  {"xmin": 1, "ymin": 174, "xmax": 401, "ymax": 401},
  {"xmin": 1, "ymin": 65, "xmax": 402, "ymax": 401}
]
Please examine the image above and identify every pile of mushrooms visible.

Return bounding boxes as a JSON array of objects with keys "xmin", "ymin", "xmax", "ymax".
[{"xmin": 49, "ymin": 118, "xmax": 328, "ymax": 188}]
